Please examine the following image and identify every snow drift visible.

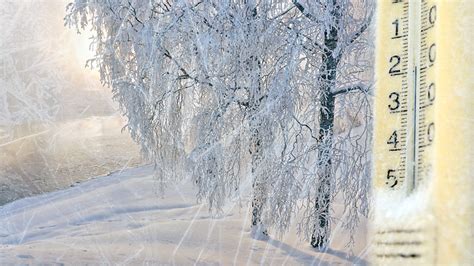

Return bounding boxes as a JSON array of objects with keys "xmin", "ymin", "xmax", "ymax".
[{"xmin": 0, "ymin": 166, "xmax": 368, "ymax": 265}]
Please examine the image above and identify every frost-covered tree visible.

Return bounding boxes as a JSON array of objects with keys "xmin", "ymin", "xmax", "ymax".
[
  {"xmin": 288, "ymin": 0, "xmax": 374, "ymax": 248},
  {"xmin": 65, "ymin": 0, "xmax": 297, "ymax": 236},
  {"xmin": 65, "ymin": 0, "xmax": 373, "ymax": 249}
]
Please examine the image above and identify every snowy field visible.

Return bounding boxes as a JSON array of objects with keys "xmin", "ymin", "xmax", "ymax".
[{"xmin": 0, "ymin": 166, "xmax": 368, "ymax": 265}]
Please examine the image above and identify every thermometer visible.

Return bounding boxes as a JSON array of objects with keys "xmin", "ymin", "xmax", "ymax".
[{"xmin": 371, "ymin": 0, "xmax": 473, "ymax": 264}]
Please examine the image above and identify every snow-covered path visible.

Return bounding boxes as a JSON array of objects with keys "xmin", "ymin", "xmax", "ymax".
[{"xmin": 0, "ymin": 166, "xmax": 368, "ymax": 265}]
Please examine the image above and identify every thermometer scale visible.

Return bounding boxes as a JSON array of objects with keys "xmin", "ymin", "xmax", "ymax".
[{"xmin": 371, "ymin": 0, "xmax": 473, "ymax": 264}]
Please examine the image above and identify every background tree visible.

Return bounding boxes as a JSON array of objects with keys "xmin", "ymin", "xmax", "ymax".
[{"xmin": 1, "ymin": 0, "xmax": 63, "ymax": 137}]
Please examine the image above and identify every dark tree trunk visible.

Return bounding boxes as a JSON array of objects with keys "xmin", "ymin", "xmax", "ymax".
[
  {"xmin": 311, "ymin": 3, "xmax": 340, "ymax": 247},
  {"xmin": 311, "ymin": 88, "xmax": 335, "ymax": 248}
]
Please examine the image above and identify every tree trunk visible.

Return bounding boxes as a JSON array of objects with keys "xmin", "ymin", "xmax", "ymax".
[
  {"xmin": 311, "ymin": 10, "xmax": 339, "ymax": 247},
  {"xmin": 311, "ymin": 90, "xmax": 335, "ymax": 248},
  {"xmin": 244, "ymin": 2, "xmax": 266, "ymax": 232},
  {"xmin": 248, "ymin": 48, "xmax": 266, "ymax": 235},
  {"xmin": 249, "ymin": 85, "xmax": 267, "ymax": 236},
  {"xmin": 250, "ymin": 122, "xmax": 267, "ymax": 236}
]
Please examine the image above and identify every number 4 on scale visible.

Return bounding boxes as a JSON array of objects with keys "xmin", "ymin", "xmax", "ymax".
[{"xmin": 387, "ymin": 130, "xmax": 399, "ymax": 149}]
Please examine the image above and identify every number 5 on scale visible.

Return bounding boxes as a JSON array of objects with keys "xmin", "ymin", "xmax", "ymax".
[{"xmin": 386, "ymin": 169, "xmax": 398, "ymax": 188}]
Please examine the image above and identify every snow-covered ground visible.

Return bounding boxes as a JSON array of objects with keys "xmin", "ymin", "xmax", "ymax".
[
  {"xmin": 0, "ymin": 116, "xmax": 142, "ymax": 205},
  {"xmin": 0, "ymin": 166, "xmax": 368, "ymax": 265}
]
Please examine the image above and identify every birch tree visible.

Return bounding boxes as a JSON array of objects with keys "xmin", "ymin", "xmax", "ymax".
[
  {"xmin": 286, "ymin": 0, "xmax": 373, "ymax": 248},
  {"xmin": 65, "ymin": 0, "xmax": 373, "ymax": 249}
]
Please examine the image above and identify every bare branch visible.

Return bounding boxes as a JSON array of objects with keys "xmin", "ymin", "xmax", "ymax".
[
  {"xmin": 331, "ymin": 86, "xmax": 368, "ymax": 97},
  {"xmin": 292, "ymin": 0, "xmax": 319, "ymax": 22},
  {"xmin": 347, "ymin": 9, "xmax": 374, "ymax": 45}
]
